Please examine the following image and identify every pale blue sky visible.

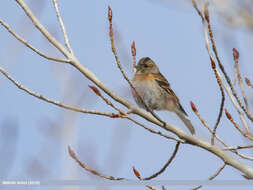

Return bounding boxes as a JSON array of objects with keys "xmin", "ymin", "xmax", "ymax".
[{"xmin": 0, "ymin": 0, "xmax": 253, "ymax": 190}]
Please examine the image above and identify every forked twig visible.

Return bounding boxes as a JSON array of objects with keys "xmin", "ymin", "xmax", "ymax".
[
  {"xmin": 204, "ymin": 4, "xmax": 253, "ymax": 123},
  {"xmin": 0, "ymin": 18, "xmax": 69, "ymax": 63}
]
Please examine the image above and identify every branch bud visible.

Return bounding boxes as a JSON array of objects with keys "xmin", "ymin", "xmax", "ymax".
[
  {"xmin": 131, "ymin": 41, "xmax": 136, "ymax": 57},
  {"xmin": 232, "ymin": 48, "xmax": 239, "ymax": 60},
  {"xmin": 132, "ymin": 166, "xmax": 141, "ymax": 180},
  {"xmin": 245, "ymin": 77, "xmax": 251, "ymax": 86},
  {"xmin": 210, "ymin": 57, "xmax": 216, "ymax": 69},
  {"xmin": 88, "ymin": 85, "xmax": 101, "ymax": 96},
  {"xmin": 108, "ymin": 6, "xmax": 112, "ymax": 22},
  {"xmin": 190, "ymin": 101, "xmax": 198, "ymax": 113},
  {"xmin": 225, "ymin": 109, "xmax": 232, "ymax": 120}
]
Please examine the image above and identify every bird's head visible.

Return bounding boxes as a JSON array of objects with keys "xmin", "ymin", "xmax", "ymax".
[{"xmin": 135, "ymin": 57, "xmax": 159, "ymax": 74}]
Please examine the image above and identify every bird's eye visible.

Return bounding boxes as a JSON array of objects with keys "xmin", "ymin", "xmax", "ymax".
[{"xmin": 143, "ymin": 64, "xmax": 148, "ymax": 68}]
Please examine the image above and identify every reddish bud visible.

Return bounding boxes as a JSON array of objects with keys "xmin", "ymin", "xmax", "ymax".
[
  {"xmin": 225, "ymin": 109, "xmax": 232, "ymax": 120},
  {"xmin": 210, "ymin": 57, "xmax": 216, "ymax": 69},
  {"xmin": 68, "ymin": 146, "xmax": 75, "ymax": 158},
  {"xmin": 245, "ymin": 77, "xmax": 251, "ymax": 86},
  {"xmin": 190, "ymin": 101, "xmax": 198, "ymax": 113},
  {"xmin": 110, "ymin": 113, "xmax": 119, "ymax": 118},
  {"xmin": 132, "ymin": 166, "xmax": 141, "ymax": 180},
  {"xmin": 88, "ymin": 85, "xmax": 101, "ymax": 96},
  {"xmin": 232, "ymin": 48, "xmax": 239, "ymax": 60},
  {"xmin": 108, "ymin": 6, "xmax": 112, "ymax": 22},
  {"xmin": 131, "ymin": 41, "xmax": 136, "ymax": 57}
]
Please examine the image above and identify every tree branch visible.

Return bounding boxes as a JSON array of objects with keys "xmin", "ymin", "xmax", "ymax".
[
  {"xmin": 143, "ymin": 142, "xmax": 180, "ymax": 180},
  {"xmin": 52, "ymin": 0, "xmax": 74, "ymax": 54},
  {"xmin": 0, "ymin": 0, "xmax": 252, "ymax": 179},
  {"xmin": 0, "ymin": 18, "xmax": 69, "ymax": 63}
]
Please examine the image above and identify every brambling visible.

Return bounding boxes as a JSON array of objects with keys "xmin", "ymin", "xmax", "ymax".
[{"xmin": 131, "ymin": 57, "xmax": 195, "ymax": 134}]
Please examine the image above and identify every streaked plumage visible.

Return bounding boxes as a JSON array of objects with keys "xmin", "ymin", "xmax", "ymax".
[{"xmin": 132, "ymin": 57, "xmax": 195, "ymax": 134}]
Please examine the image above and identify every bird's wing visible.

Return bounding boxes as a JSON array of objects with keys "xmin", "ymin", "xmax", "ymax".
[{"xmin": 152, "ymin": 72, "xmax": 188, "ymax": 116}]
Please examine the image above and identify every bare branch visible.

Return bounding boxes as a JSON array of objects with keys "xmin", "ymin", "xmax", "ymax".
[
  {"xmin": 52, "ymin": 0, "xmax": 74, "ymax": 54},
  {"xmin": 193, "ymin": 1, "xmax": 225, "ymax": 145},
  {"xmin": 143, "ymin": 142, "xmax": 180, "ymax": 180},
  {"xmin": 209, "ymin": 57, "xmax": 225, "ymax": 145},
  {"xmin": 233, "ymin": 48, "xmax": 250, "ymax": 114},
  {"xmin": 2, "ymin": 1, "xmax": 253, "ymax": 178},
  {"xmin": 89, "ymin": 85, "xmax": 185, "ymax": 143},
  {"xmin": 68, "ymin": 146, "xmax": 125, "ymax": 180},
  {"xmin": 225, "ymin": 109, "xmax": 253, "ymax": 141},
  {"xmin": 204, "ymin": 3, "xmax": 253, "ymax": 123},
  {"xmin": 192, "ymin": 163, "xmax": 226, "ymax": 190},
  {"xmin": 126, "ymin": 117, "xmax": 184, "ymax": 143},
  {"xmin": 190, "ymin": 101, "xmax": 226, "ymax": 146},
  {"xmin": 223, "ymin": 145, "xmax": 253, "ymax": 151},
  {"xmin": 15, "ymin": 0, "xmax": 72, "ymax": 58},
  {"xmin": 0, "ymin": 67, "xmax": 112, "ymax": 117},
  {"xmin": 193, "ymin": 1, "xmax": 251, "ymax": 136},
  {"xmin": 0, "ymin": 18, "xmax": 69, "ymax": 63}
]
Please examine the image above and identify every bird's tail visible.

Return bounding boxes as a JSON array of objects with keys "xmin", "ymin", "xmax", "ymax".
[{"xmin": 176, "ymin": 111, "xmax": 195, "ymax": 135}]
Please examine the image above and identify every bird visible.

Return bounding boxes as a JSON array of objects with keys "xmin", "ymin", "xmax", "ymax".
[{"xmin": 131, "ymin": 57, "xmax": 195, "ymax": 134}]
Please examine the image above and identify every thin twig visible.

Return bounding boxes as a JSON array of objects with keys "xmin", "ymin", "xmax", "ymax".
[
  {"xmin": 223, "ymin": 145, "xmax": 253, "ymax": 151},
  {"xmin": 193, "ymin": 1, "xmax": 225, "ymax": 145},
  {"xmin": 192, "ymin": 163, "xmax": 226, "ymax": 190},
  {"xmin": 143, "ymin": 142, "xmax": 180, "ymax": 180},
  {"xmin": 15, "ymin": 0, "xmax": 72, "ymax": 59},
  {"xmin": 190, "ymin": 102, "xmax": 226, "ymax": 146},
  {"xmin": 52, "ymin": 0, "xmax": 74, "ymax": 54},
  {"xmin": 0, "ymin": 18, "xmax": 69, "ymax": 63},
  {"xmin": 233, "ymin": 48, "xmax": 249, "ymax": 111},
  {"xmin": 0, "ymin": 67, "xmax": 113, "ymax": 117},
  {"xmin": 126, "ymin": 117, "xmax": 185, "ymax": 143},
  {"xmin": 0, "ymin": 65, "xmax": 184, "ymax": 146},
  {"xmin": 68, "ymin": 146, "xmax": 125, "ymax": 180},
  {"xmin": 193, "ymin": 1, "xmax": 251, "ymax": 135},
  {"xmin": 204, "ymin": 4, "xmax": 253, "ymax": 123},
  {"xmin": 210, "ymin": 57, "xmax": 225, "ymax": 145},
  {"xmin": 225, "ymin": 109, "xmax": 253, "ymax": 141},
  {"xmin": 191, "ymin": 102, "xmax": 253, "ymax": 161},
  {"xmin": 89, "ymin": 85, "xmax": 185, "ymax": 143}
]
